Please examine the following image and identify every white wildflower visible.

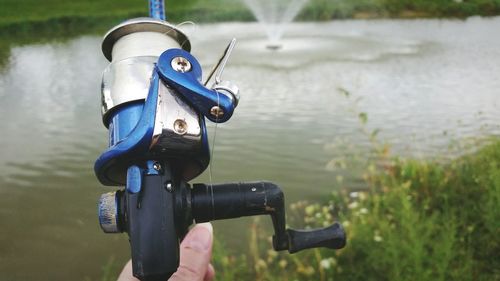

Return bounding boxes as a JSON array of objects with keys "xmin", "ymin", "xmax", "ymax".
[
  {"xmin": 320, "ymin": 259, "xmax": 331, "ymax": 269},
  {"xmin": 348, "ymin": 201, "xmax": 359, "ymax": 209}
]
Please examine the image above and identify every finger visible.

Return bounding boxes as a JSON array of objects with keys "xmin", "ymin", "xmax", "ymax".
[
  {"xmin": 203, "ymin": 263, "xmax": 215, "ymax": 281},
  {"xmin": 117, "ymin": 260, "xmax": 140, "ymax": 281},
  {"xmin": 169, "ymin": 223, "xmax": 213, "ymax": 281}
]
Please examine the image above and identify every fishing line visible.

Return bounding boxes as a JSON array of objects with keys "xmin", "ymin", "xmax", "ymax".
[
  {"xmin": 207, "ymin": 89, "xmax": 221, "ymax": 220},
  {"xmin": 175, "ymin": 20, "xmax": 217, "ymax": 190},
  {"xmin": 175, "ymin": 21, "xmax": 197, "ymax": 37},
  {"xmin": 159, "ymin": 21, "xmax": 198, "ymax": 50},
  {"xmin": 208, "ymin": 90, "xmax": 220, "ymax": 183},
  {"xmin": 176, "ymin": 21, "xmax": 196, "ymax": 27},
  {"xmin": 205, "ymin": 39, "xmax": 236, "ymax": 207}
]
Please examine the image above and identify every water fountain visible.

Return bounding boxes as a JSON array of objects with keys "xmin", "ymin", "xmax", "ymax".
[
  {"xmin": 214, "ymin": 0, "xmax": 423, "ymax": 68},
  {"xmin": 243, "ymin": 0, "xmax": 308, "ymax": 50}
]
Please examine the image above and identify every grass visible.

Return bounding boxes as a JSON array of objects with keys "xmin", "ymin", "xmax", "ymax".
[
  {"xmin": 303, "ymin": 0, "xmax": 500, "ymax": 19},
  {"xmin": 1, "ymin": 0, "xmax": 500, "ymax": 38},
  {"xmin": 0, "ymin": 0, "xmax": 249, "ymax": 30},
  {"xmin": 1, "ymin": 0, "xmax": 500, "ymax": 28},
  {"xmin": 0, "ymin": 0, "xmax": 250, "ymax": 66},
  {"xmin": 1, "ymin": 0, "xmax": 500, "ymax": 65}
]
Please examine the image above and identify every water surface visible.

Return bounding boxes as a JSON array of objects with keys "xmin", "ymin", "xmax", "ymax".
[{"xmin": 0, "ymin": 18, "xmax": 499, "ymax": 280}]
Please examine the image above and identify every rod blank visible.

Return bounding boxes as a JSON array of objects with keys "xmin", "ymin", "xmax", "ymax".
[{"xmin": 149, "ymin": 0, "xmax": 166, "ymax": 20}]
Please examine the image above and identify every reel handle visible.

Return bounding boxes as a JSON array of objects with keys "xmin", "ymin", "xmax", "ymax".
[{"xmin": 191, "ymin": 181, "xmax": 346, "ymax": 253}]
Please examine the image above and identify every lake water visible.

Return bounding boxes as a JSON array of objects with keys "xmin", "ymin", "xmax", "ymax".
[{"xmin": 0, "ymin": 18, "xmax": 499, "ymax": 280}]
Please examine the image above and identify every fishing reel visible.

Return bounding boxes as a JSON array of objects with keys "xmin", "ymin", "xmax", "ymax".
[{"xmin": 95, "ymin": 17, "xmax": 346, "ymax": 281}]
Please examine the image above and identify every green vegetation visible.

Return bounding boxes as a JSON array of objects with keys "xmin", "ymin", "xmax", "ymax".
[
  {"xmin": 1, "ymin": 0, "xmax": 500, "ymax": 65},
  {"xmin": 0, "ymin": 0, "xmax": 248, "ymax": 65},
  {"xmin": 0, "ymin": 0, "xmax": 250, "ymax": 31},
  {"xmin": 300, "ymin": 0, "xmax": 500, "ymax": 20},
  {"xmin": 210, "ymin": 138, "xmax": 500, "ymax": 280},
  {"xmin": 2, "ymin": 0, "xmax": 500, "ymax": 29},
  {"xmin": 1, "ymin": 0, "xmax": 500, "ymax": 37}
]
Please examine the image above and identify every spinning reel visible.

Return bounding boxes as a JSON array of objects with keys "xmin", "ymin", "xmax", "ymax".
[{"xmin": 95, "ymin": 4, "xmax": 346, "ymax": 281}]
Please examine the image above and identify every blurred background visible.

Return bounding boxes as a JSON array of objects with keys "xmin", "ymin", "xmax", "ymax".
[{"xmin": 0, "ymin": 0, "xmax": 499, "ymax": 280}]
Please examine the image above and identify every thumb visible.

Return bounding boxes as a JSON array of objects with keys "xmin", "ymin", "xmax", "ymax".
[{"xmin": 169, "ymin": 223, "xmax": 214, "ymax": 281}]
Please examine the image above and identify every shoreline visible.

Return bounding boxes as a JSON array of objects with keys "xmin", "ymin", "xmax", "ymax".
[
  {"xmin": 1, "ymin": 4, "xmax": 500, "ymax": 37},
  {"xmin": 0, "ymin": 14, "xmax": 498, "ymax": 67}
]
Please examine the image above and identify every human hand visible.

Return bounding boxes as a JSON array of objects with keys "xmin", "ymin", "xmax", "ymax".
[{"xmin": 117, "ymin": 223, "xmax": 215, "ymax": 281}]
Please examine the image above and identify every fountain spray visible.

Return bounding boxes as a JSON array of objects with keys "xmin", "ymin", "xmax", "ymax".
[
  {"xmin": 243, "ymin": 0, "xmax": 308, "ymax": 50},
  {"xmin": 95, "ymin": 1, "xmax": 345, "ymax": 280}
]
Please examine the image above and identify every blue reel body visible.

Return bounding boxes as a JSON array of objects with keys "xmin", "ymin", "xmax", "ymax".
[{"xmin": 95, "ymin": 48, "xmax": 236, "ymax": 188}]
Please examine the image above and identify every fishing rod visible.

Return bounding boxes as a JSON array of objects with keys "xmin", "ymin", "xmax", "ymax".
[{"xmin": 95, "ymin": 1, "xmax": 346, "ymax": 280}]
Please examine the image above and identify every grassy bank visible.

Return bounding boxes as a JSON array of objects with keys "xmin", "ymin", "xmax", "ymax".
[
  {"xmin": 210, "ymin": 138, "xmax": 500, "ymax": 281},
  {"xmin": 300, "ymin": 0, "xmax": 500, "ymax": 20},
  {"xmin": 0, "ymin": 0, "xmax": 249, "ymax": 66},
  {"xmin": 1, "ymin": 0, "xmax": 500, "ymax": 65},
  {"xmin": 1, "ymin": 0, "xmax": 500, "ymax": 37},
  {"xmin": 2, "ymin": 0, "xmax": 500, "ymax": 29},
  {"xmin": 0, "ymin": 0, "xmax": 248, "ymax": 37}
]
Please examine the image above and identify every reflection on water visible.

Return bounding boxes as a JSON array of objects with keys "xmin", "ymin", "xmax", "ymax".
[{"xmin": 1, "ymin": 18, "xmax": 500, "ymax": 280}]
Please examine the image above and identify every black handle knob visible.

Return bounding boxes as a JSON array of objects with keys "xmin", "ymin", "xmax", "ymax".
[{"xmin": 287, "ymin": 222, "xmax": 346, "ymax": 253}]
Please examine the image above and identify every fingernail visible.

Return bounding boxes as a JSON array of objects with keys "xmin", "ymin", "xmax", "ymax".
[{"xmin": 185, "ymin": 223, "xmax": 213, "ymax": 251}]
